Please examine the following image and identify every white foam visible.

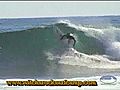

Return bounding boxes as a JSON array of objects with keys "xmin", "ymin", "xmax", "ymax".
[
  {"xmin": 106, "ymin": 41, "xmax": 120, "ymax": 59},
  {"xmin": 58, "ymin": 20, "xmax": 79, "ymax": 30},
  {"xmin": 44, "ymin": 51, "xmax": 61, "ymax": 61},
  {"xmin": 57, "ymin": 20, "xmax": 120, "ymax": 60},
  {"xmin": 45, "ymin": 47, "xmax": 120, "ymax": 69},
  {"xmin": 77, "ymin": 25, "xmax": 120, "ymax": 60},
  {"xmin": 58, "ymin": 48, "xmax": 120, "ymax": 69},
  {"xmin": 44, "ymin": 47, "xmax": 120, "ymax": 69},
  {"xmin": 44, "ymin": 51, "xmax": 54, "ymax": 60}
]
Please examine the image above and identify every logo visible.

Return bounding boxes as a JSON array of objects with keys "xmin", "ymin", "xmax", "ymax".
[{"xmin": 100, "ymin": 75, "xmax": 117, "ymax": 85}]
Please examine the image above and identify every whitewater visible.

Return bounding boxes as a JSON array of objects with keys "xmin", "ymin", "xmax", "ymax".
[
  {"xmin": 45, "ymin": 19, "xmax": 120, "ymax": 69},
  {"xmin": 0, "ymin": 16, "xmax": 120, "ymax": 80}
]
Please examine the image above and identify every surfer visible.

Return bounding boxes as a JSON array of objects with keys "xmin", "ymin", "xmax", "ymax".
[{"xmin": 60, "ymin": 33, "xmax": 76, "ymax": 47}]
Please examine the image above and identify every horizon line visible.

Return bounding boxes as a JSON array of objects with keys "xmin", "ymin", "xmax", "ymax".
[{"xmin": 0, "ymin": 14, "xmax": 120, "ymax": 19}]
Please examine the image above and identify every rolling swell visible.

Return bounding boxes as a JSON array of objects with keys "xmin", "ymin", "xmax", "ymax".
[
  {"xmin": 0, "ymin": 26, "xmax": 61, "ymax": 78},
  {"xmin": 0, "ymin": 23, "xmax": 105, "ymax": 78},
  {"xmin": 0, "ymin": 23, "xmax": 105, "ymax": 59}
]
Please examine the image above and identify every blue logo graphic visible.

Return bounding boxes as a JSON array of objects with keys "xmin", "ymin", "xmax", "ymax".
[{"xmin": 100, "ymin": 75, "xmax": 117, "ymax": 84}]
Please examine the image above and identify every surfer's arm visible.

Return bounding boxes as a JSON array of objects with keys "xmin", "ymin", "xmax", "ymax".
[{"xmin": 60, "ymin": 35, "xmax": 66, "ymax": 40}]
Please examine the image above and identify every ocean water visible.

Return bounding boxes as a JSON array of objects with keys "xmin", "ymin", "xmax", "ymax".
[{"xmin": 0, "ymin": 16, "xmax": 120, "ymax": 79}]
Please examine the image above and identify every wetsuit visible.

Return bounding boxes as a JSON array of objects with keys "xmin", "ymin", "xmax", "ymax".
[{"xmin": 60, "ymin": 33, "xmax": 76, "ymax": 47}]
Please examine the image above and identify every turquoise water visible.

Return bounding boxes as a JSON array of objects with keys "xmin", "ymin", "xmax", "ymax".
[{"xmin": 0, "ymin": 16, "xmax": 120, "ymax": 79}]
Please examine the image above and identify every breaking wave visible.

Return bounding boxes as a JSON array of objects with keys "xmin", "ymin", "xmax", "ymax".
[{"xmin": 1, "ymin": 19, "xmax": 120, "ymax": 69}]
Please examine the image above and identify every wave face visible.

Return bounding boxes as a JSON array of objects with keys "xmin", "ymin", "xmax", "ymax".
[{"xmin": 0, "ymin": 16, "xmax": 120, "ymax": 79}]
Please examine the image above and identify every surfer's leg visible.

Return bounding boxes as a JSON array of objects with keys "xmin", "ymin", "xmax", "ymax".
[
  {"xmin": 68, "ymin": 39, "xmax": 71, "ymax": 45},
  {"xmin": 72, "ymin": 37, "xmax": 76, "ymax": 47}
]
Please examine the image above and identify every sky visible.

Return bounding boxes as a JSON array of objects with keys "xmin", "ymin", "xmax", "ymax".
[{"xmin": 0, "ymin": 1, "xmax": 120, "ymax": 18}]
